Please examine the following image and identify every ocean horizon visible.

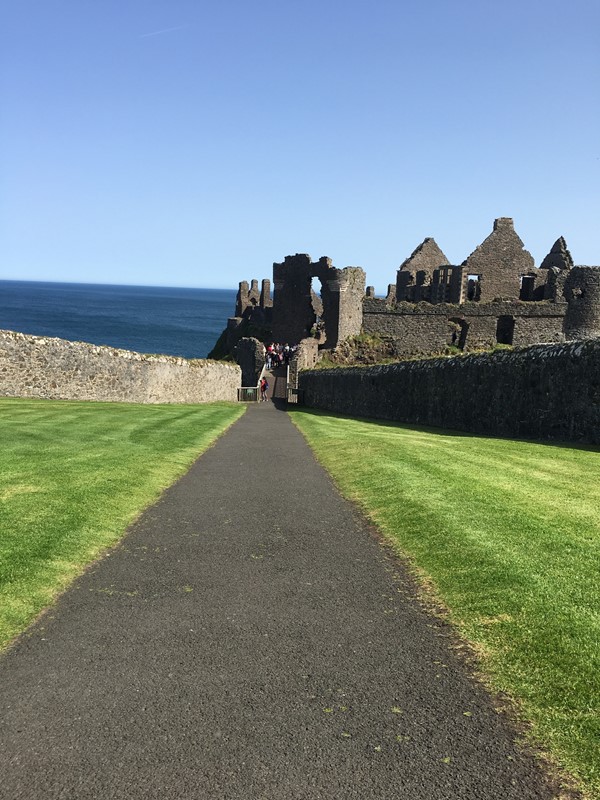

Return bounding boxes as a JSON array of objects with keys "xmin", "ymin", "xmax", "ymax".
[{"xmin": 0, "ymin": 280, "xmax": 238, "ymax": 359}]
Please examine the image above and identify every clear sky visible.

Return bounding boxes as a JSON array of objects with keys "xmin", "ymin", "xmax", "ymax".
[{"xmin": 2, "ymin": 0, "xmax": 599, "ymax": 293}]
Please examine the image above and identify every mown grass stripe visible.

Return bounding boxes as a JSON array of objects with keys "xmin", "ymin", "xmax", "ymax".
[
  {"xmin": 0, "ymin": 398, "xmax": 244, "ymax": 650},
  {"xmin": 290, "ymin": 408, "xmax": 600, "ymax": 799}
]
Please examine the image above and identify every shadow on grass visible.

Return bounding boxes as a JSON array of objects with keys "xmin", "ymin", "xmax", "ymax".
[{"xmin": 288, "ymin": 406, "xmax": 600, "ymax": 454}]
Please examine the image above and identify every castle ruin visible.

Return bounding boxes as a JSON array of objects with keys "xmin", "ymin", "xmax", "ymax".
[{"xmin": 218, "ymin": 218, "xmax": 600, "ymax": 365}]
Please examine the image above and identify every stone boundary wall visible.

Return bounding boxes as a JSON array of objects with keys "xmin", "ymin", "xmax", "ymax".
[
  {"xmin": 362, "ymin": 300, "xmax": 565, "ymax": 357},
  {"xmin": 299, "ymin": 340, "xmax": 600, "ymax": 443},
  {"xmin": 0, "ymin": 330, "xmax": 241, "ymax": 404}
]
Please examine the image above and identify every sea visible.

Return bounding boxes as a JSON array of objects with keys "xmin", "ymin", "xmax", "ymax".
[{"xmin": 0, "ymin": 280, "xmax": 237, "ymax": 359}]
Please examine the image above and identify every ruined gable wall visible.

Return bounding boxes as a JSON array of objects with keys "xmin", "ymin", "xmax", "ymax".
[
  {"xmin": 298, "ymin": 339, "xmax": 600, "ymax": 444},
  {"xmin": 0, "ymin": 331, "xmax": 241, "ymax": 403},
  {"xmin": 462, "ymin": 218, "xmax": 534, "ymax": 300}
]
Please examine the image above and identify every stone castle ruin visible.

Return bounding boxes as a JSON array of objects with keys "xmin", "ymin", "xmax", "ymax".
[
  {"xmin": 219, "ymin": 218, "xmax": 600, "ymax": 368},
  {"xmin": 272, "ymin": 255, "xmax": 366, "ymax": 348},
  {"xmin": 2, "ymin": 216, "xmax": 600, "ymax": 441}
]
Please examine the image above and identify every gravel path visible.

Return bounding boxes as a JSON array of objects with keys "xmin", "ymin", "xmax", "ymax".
[{"xmin": 0, "ymin": 404, "xmax": 563, "ymax": 799}]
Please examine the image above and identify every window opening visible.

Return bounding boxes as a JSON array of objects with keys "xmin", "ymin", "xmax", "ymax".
[
  {"xmin": 496, "ymin": 316, "xmax": 515, "ymax": 345},
  {"xmin": 310, "ymin": 277, "xmax": 325, "ymax": 340},
  {"xmin": 519, "ymin": 275, "xmax": 535, "ymax": 301},
  {"xmin": 448, "ymin": 317, "xmax": 469, "ymax": 350},
  {"xmin": 467, "ymin": 274, "xmax": 481, "ymax": 301}
]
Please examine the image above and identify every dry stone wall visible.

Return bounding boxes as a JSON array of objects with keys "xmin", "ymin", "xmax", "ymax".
[
  {"xmin": 299, "ymin": 339, "xmax": 600, "ymax": 443},
  {"xmin": 0, "ymin": 330, "xmax": 241, "ymax": 404}
]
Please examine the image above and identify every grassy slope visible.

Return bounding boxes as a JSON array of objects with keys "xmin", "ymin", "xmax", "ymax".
[
  {"xmin": 0, "ymin": 398, "xmax": 244, "ymax": 650},
  {"xmin": 291, "ymin": 409, "xmax": 600, "ymax": 799}
]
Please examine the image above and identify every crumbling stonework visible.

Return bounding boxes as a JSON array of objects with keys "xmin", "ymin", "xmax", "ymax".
[
  {"xmin": 209, "ymin": 277, "xmax": 274, "ymax": 359},
  {"xmin": 0, "ymin": 331, "xmax": 241, "ymax": 404},
  {"xmin": 461, "ymin": 218, "xmax": 535, "ymax": 301},
  {"xmin": 396, "ymin": 238, "xmax": 450, "ymax": 302},
  {"xmin": 236, "ymin": 279, "xmax": 272, "ymax": 317},
  {"xmin": 272, "ymin": 254, "xmax": 366, "ymax": 348},
  {"xmin": 212, "ymin": 218, "xmax": 598, "ymax": 369},
  {"xmin": 540, "ymin": 237, "xmax": 574, "ymax": 271},
  {"xmin": 362, "ymin": 299, "xmax": 565, "ymax": 356},
  {"xmin": 233, "ymin": 337, "xmax": 265, "ymax": 386},
  {"xmin": 353, "ymin": 220, "xmax": 597, "ymax": 359},
  {"xmin": 298, "ymin": 339, "xmax": 600, "ymax": 444},
  {"xmin": 288, "ymin": 337, "xmax": 320, "ymax": 390}
]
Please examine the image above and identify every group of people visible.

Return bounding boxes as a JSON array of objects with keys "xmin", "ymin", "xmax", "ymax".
[
  {"xmin": 258, "ymin": 343, "xmax": 299, "ymax": 401},
  {"xmin": 265, "ymin": 342, "xmax": 297, "ymax": 370}
]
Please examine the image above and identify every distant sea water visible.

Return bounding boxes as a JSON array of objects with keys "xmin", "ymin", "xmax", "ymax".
[{"xmin": 0, "ymin": 281, "xmax": 237, "ymax": 359}]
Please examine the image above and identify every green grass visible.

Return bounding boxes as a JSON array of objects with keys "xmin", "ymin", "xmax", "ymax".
[
  {"xmin": 0, "ymin": 398, "xmax": 244, "ymax": 650},
  {"xmin": 290, "ymin": 408, "xmax": 600, "ymax": 799}
]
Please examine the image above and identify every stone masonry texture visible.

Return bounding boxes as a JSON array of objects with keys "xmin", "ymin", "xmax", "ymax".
[
  {"xmin": 462, "ymin": 218, "xmax": 534, "ymax": 301},
  {"xmin": 272, "ymin": 254, "xmax": 366, "ymax": 348},
  {"xmin": 299, "ymin": 339, "xmax": 600, "ymax": 443},
  {"xmin": 362, "ymin": 300, "xmax": 565, "ymax": 357},
  {"xmin": 0, "ymin": 330, "xmax": 241, "ymax": 404},
  {"xmin": 563, "ymin": 266, "xmax": 600, "ymax": 340}
]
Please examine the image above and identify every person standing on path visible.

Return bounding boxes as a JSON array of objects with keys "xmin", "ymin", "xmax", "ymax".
[{"xmin": 259, "ymin": 376, "xmax": 269, "ymax": 401}]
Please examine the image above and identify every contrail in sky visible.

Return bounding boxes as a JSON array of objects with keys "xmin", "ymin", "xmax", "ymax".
[{"xmin": 139, "ymin": 25, "xmax": 186, "ymax": 39}]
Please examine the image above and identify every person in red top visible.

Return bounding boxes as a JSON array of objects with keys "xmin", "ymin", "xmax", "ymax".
[{"xmin": 259, "ymin": 376, "xmax": 269, "ymax": 402}]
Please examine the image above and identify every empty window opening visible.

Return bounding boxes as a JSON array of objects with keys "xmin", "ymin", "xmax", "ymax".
[
  {"xmin": 310, "ymin": 277, "xmax": 325, "ymax": 340},
  {"xmin": 467, "ymin": 274, "xmax": 481, "ymax": 301},
  {"xmin": 448, "ymin": 317, "xmax": 469, "ymax": 350},
  {"xmin": 496, "ymin": 315, "xmax": 515, "ymax": 345},
  {"xmin": 519, "ymin": 275, "xmax": 536, "ymax": 301}
]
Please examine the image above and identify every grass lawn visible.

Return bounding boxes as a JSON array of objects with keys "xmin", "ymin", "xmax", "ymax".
[
  {"xmin": 291, "ymin": 408, "xmax": 600, "ymax": 799},
  {"xmin": 0, "ymin": 398, "xmax": 244, "ymax": 651}
]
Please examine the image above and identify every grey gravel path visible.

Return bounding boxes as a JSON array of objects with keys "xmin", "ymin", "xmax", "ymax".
[{"xmin": 0, "ymin": 404, "xmax": 564, "ymax": 799}]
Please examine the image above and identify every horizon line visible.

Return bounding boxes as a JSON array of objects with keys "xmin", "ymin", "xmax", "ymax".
[{"xmin": 0, "ymin": 278, "xmax": 238, "ymax": 292}]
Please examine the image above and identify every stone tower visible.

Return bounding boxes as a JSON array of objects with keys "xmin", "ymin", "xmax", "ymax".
[{"xmin": 563, "ymin": 267, "xmax": 600, "ymax": 340}]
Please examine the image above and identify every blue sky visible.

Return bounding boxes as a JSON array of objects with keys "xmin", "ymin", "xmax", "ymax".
[{"xmin": 2, "ymin": 0, "xmax": 599, "ymax": 292}]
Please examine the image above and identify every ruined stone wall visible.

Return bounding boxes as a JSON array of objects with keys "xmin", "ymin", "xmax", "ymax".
[
  {"xmin": 331, "ymin": 267, "xmax": 366, "ymax": 346},
  {"xmin": 273, "ymin": 254, "xmax": 365, "ymax": 348},
  {"xmin": 462, "ymin": 217, "xmax": 535, "ymax": 300},
  {"xmin": 288, "ymin": 337, "xmax": 320, "ymax": 389},
  {"xmin": 233, "ymin": 337, "xmax": 265, "ymax": 386},
  {"xmin": 0, "ymin": 330, "xmax": 241, "ymax": 403},
  {"xmin": 273, "ymin": 255, "xmax": 316, "ymax": 344},
  {"xmin": 298, "ymin": 339, "xmax": 600, "ymax": 443},
  {"xmin": 362, "ymin": 300, "xmax": 565, "ymax": 356}
]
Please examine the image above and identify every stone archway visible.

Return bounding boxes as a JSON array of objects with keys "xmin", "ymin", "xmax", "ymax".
[{"xmin": 272, "ymin": 254, "xmax": 366, "ymax": 349}]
